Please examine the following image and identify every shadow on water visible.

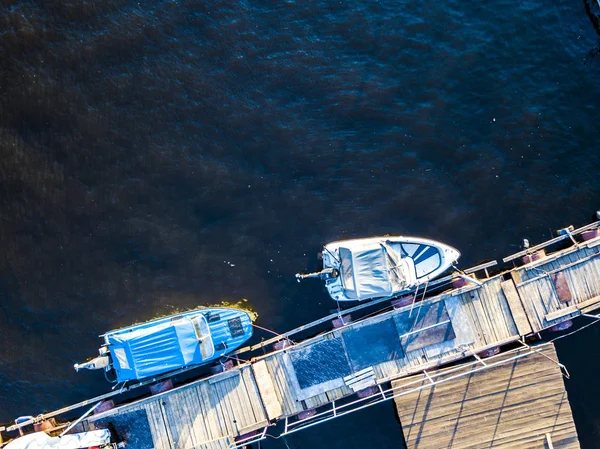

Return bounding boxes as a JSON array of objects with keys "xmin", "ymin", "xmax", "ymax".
[{"xmin": 259, "ymin": 401, "xmax": 407, "ymax": 449}]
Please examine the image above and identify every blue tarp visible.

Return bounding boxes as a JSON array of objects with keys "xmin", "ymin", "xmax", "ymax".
[{"xmin": 107, "ymin": 318, "xmax": 201, "ymax": 382}]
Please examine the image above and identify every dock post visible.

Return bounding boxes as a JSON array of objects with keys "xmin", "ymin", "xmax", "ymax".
[
  {"xmin": 392, "ymin": 295, "xmax": 414, "ymax": 308},
  {"xmin": 296, "ymin": 408, "xmax": 316, "ymax": 420},
  {"xmin": 332, "ymin": 314, "xmax": 351, "ymax": 328},
  {"xmin": 548, "ymin": 320, "xmax": 573, "ymax": 332},
  {"xmin": 582, "ymin": 228, "xmax": 600, "ymax": 241},
  {"xmin": 33, "ymin": 418, "xmax": 57, "ymax": 432},
  {"xmin": 93, "ymin": 400, "xmax": 115, "ymax": 414},
  {"xmin": 522, "ymin": 249, "xmax": 546, "ymax": 264},
  {"xmin": 150, "ymin": 379, "xmax": 173, "ymax": 395},
  {"xmin": 273, "ymin": 339, "xmax": 292, "ymax": 350}
]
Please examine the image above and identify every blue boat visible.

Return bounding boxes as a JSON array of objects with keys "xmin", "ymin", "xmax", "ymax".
[{"xmin": 74, "ymin": 308, "xmax": 253, "ymax": 383}]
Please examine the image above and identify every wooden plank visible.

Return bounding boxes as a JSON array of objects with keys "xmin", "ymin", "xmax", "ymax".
[
  {"xmin": 144, "ymin": 401, "xmax": 171, "ymax": 449},
  {"xmin": 458, "ymin": 292, "xmax": 486, "ymax": 346},
  {"xmin": 479, "ymin": 281, "xmax": 503, "ymax": 341},
  {"xmin": 152, "ymin": 400, "xmax": 174, "ymax": 449},
  {"xmin": 240, "ymin": 367, "xmax": 264, "ymax": 423},
  {"xmin": 393, "ymin": 344, "xmax": 580, "ymax": 449},
  {"xmin": 181, "ymin": 387, "xmax": 201, "ymax": 449},
  {"xmin": 584, "ymin": 261, "xmax": 600, "ymax": 296},
  {"xmin": 520, "ymin": 282, "xmax": 546, "ymax": 330},
  {"xmin": 538, "ymin": 278, "xmax": 557, "ymax": 316},
  {"xmin": 229, "ymin": 374, "xmax": 249, "ymax": 426},
  {"xmin": 545, "ymin": 294, "xmax": 600, "ymax": 322},
  {"xmin": 211, "ymin": 378, "xmax": 237, "ymax": 436},
  {"xmin": 252, "ymin": 360, "xmax": 283, "ymax": 421},
  {"xmin": 161, "ymin": 397, "xmax": 183, "ymax": 449},
  {"xmin": 264, "ymin": 354, "xmax": 302, "ymax": 416},
  {"xmin": 586, "ymin": 259, "xmax": 600, "ymax": 296},
  {"xmin": 185, "ymin": 385, "xmax": 211, "ymax": 446},
  {"xmin": 158, "ymin": 399, "xmax": 176, "ymax": 449},
  {"xmin": 493, "ymin": 280, "xmax": 520, "ymax": 337},
  {"xmin": 501, "ymin": 279, "xmax": 534, "ymax": 336},
  {"xmin": 269, "ymin": 356, "xmax": 298, "ymax": 415},
  {"xmin": 208, "ymin": 369, "xmax": 240, "ymax": 384},
  {"xmin": 196, "ymin": 382, "xmax": 224, "ymax": 441},
  {"xmin": 343, "ymin": 367, "xmax": 375, "ymax": 384},
  {"xmin": 229, "ymin": 374, "xmax": 263, "ymax": 432},
  {"xmin": 467, "ymin": 289, "xmax": 495, "ymax": 345}
]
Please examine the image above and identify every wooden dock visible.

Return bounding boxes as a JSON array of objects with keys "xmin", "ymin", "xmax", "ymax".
[
  {"xmin": 84, "ymin": 366, "xmax": 269, "ymax": 449},
  {"xmin": 393, "ymin": 343, "xmax": 579, "ymax": 448},
  {"xmin": 2, "ymin": 218, "xmax": 600, "ymax": 449}
]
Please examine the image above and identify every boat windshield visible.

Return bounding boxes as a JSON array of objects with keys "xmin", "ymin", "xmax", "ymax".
[
  {"xmin": 191, "ymin": 315, "xmax": 215, "ymax": 359},
  {"xmin": 381, "ymin": 243, "xmax": 408, "ymax": 290}
]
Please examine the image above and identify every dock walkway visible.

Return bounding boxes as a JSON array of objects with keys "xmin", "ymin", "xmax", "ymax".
[{"xmin": 393, "ymin": 343, "xmax": 579, "ymax": 448}]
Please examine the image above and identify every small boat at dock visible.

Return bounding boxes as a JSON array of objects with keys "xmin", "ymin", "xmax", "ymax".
[
  {"xmin": 2, "ymin": 429, "xmax": 116, "ymax": 449},
  {"xmin": 74, "ymin": 308, "xmax": 253, "ymax": 383},
  {"xmin": 297, "ymin": 236, "xmax": 460, "ymax": 301}
]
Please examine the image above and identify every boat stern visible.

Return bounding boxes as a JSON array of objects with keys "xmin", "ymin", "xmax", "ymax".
[{"xmin": 74, "ymin": 345, "xmax": 111, "ymax": 373}]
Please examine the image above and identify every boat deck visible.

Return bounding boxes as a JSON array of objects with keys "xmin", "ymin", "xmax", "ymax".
[{"xmin": 511, "ymin": 239, "xmax": 600, "ymax": 331}]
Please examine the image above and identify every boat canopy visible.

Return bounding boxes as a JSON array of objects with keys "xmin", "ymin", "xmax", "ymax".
[
  {"xmin": 339, "ymin": 244, "xmax": 394, "ymax": 300},
  {"xmin": 338, "ymin": 243, "xmax": 417, "ymax": 301},
  {"xmin": 107, "ymin": 315, "xmax": 213, "ymax": 382}
]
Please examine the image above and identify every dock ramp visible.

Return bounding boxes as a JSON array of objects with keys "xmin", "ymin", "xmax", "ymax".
[{"xmin": 393, "ymin": 343, "xmax": 580, "ymax": 448}]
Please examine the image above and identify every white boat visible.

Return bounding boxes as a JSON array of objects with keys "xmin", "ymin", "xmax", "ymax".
[
  {"xmin": 2, "ymin": 430, "xmax": 115, "ymax": 449},
  {"xmin": 297, "ymin": 236, "xmax": 460, "ymax": 302}
]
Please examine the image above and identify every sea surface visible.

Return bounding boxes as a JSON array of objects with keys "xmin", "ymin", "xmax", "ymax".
[{"xmin": 1, "ymin": 0, "xmax": 600, "ymax": 447}]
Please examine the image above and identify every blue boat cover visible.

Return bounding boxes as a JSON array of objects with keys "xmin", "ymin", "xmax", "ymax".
[{"xmin": 107, "ymin": 318, "xmax": 201, "ymax": 382}]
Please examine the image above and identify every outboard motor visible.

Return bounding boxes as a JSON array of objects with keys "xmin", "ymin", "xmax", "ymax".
[
  {"xmin": 74, "ymin": 356, "xmax": 110, "ymax": 372},
  {"xmin": 295, "ymin": 268, "xmax": 339, "ymax": 282},
  {"xmin": 74, "ymin": 346, "xmax": 110, "ymax": 372}
]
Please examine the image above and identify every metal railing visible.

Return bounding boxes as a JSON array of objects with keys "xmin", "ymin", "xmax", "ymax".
[
  {"xmin": 279, "ymin": 341, "xmax": 564, "ymax": 437},
  {"xmin": 502, "ymin": 220, "xmax": 600, "ymax": 263}
]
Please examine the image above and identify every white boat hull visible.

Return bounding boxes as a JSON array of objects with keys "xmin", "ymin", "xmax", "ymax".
[{"xmin": 319, "ymin": 236, "xmax": 460, "ymax": 302}]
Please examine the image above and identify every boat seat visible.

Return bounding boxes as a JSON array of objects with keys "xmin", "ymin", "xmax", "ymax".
[{"xmin": 207, "ymin": 313, "xmax": 221, "ymax": 323}]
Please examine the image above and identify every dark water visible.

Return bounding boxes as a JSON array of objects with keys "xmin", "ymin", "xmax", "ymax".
[{"xmin": 1, "ymin": 0, "xmax": 600, "ymax": 446}]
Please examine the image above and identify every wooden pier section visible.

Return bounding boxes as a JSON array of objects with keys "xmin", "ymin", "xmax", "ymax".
[
  {"xmin": 393, "ymin": 343, "xmax": 579, "ymax": 449},
  {"xmin": 3, "ymin": 218, "xmax": 600, "ymax": 448}
]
